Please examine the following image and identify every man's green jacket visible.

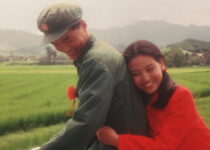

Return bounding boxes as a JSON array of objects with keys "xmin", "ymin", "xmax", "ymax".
[{"xmin": 40, "ymin": 35, "xmax": 148, "ymax": 150}]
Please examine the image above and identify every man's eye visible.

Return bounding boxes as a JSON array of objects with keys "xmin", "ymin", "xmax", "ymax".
[{"xmin": 64, "ymin": 38, "xmax": 70, "ymax": 42}]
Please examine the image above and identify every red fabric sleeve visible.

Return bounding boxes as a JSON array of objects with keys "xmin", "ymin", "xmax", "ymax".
[{"xmin": 118, "ymin": 86, "xmax": 195, "ymax": 150}]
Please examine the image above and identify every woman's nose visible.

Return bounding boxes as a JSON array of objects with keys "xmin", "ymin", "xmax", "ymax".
[{"xmin": 141, "ymin": 72, "xmax": 150, "ymax": 82}]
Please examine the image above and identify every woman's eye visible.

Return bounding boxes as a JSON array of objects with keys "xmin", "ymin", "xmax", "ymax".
[
  {"xmin": 147, "ymin": 67, "xmax": 154, "ymax": 72},
  {"xmin": 132, "ymin": 72, "xmax": 142, "ymax": 77},
  {"xmin": 132, "ymin": 72, "xmax": 139, "ymax": 76}
]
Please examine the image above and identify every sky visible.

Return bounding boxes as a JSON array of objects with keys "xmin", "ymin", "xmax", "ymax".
[{"xmin": 0, "ymin": 0, "xmax": 210, "ymax": 35}]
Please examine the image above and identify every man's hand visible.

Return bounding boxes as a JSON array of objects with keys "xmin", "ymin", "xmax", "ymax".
[
  {"xmin": 96, "ymin": 126, "xmax": 118, "ymax": 147},
  {"xmin": 31, "ymin": 147, "xmax": 40, "ymax": 150}
]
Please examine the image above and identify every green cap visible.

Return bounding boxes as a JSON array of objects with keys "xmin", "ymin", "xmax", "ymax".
[{"xmin": 37, "ymin": 2, "xmax": 82, "ymax": 44}]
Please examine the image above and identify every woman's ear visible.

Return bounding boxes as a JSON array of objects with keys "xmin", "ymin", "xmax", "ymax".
[{"xmin": 159, "ymin": 58, "xmax": 166, "ymax": 72}]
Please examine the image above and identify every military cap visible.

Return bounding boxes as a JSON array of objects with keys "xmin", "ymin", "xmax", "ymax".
[{"xmin": 37, "ymin": 2, "xmax": 82, "ymax": 44}]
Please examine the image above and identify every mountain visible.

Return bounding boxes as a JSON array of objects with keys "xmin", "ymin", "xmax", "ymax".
[
  {"xmin": 1, "ymin": 20, "xmax": 210, "ymax": 56},
  {"xmin": 0, "ymin": 29, "xmax": 47, "ymax": 56},
  {"xmin": 0, "ymin": 29, "xmax": 41, "ymax": 48},
  {"xmin": 167, "ymin": 39, "xmax": 210, "ymax": 52},
  {"xmin": 91, "ymin": 20, "xmax": 210, "ymax": 49}
]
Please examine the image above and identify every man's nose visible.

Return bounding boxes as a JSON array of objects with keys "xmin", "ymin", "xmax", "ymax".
[{"xmin": 55, "ymin": 45, "xmax": 68, "ymax": 53}]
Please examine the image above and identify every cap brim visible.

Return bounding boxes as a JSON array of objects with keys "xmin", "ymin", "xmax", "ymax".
[
  {"xmin": 40, "ymin": 27, "xmax": 69, "ymax": 45},
  {"xmin": 39, "ymin": 19, "xmax": 82, "ymax": 45}
]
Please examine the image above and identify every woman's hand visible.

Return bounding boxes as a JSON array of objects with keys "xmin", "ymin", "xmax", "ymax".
[{"xmin": 96, "ymin": 126, "xmax": 119, "ymax": 147}]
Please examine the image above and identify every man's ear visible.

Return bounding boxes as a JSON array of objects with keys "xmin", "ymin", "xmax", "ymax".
[{"xmin": 80, "ymin": 20, "xmax": 87, "ymax": 29}]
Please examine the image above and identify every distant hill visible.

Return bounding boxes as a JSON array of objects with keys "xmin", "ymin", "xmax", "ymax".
[
  {"xmin": 0, "ymin": 29, "xmax": 45, "ymax": 56},
  {"xmin": 0, "ymin": 29, "xmax": 41, "ymax": 48},
  {"xmin": 167, "ymin": 39, "xmax": 210, "ymax": 52},
  {"xmin": 1, "ymin": 20, "xmax": 210, "ymax": 56},
  {"xmin": 91, "ymin": 20, "xmax": 210, "ymax": 49}
]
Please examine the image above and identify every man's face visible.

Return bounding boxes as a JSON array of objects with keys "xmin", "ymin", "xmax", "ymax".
[{"xmin": 51, "ymin": 21, "xmax": 88, "ymax": 60}]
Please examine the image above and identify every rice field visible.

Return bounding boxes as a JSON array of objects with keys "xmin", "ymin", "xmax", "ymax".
[
  {"xmin": 0, "ymin": 65, "xmax": 209, "ymax": 150},
  {"xmin": 0, "ymin": 65, "xmax": 77, "ymax": 134}
]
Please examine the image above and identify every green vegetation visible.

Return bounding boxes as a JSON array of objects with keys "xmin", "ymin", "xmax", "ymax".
[
  {"xmin": 0, "ymin": 65, "xmax": 77, "ymax": 135},
  {"xmin": 0, "ymin": 65, "xmax": 209, "ymax": 150},
  {"xmin": 167, "ymin": 39, "xmax": 210, "ymax": 52},
  {"xmin": 0, "ymin": 124, "xmax": 63, "ymax": 150},
  {"xmin": 196, "ymin": 96, "xmax": 210, "ymax": 125},
  {"xmin": 169, "ymin": 67, "xmax": 210, "ymax": 97},
  {"xmin": 163, "ymin": 39, "xmax": 210, "ymax": 67}
]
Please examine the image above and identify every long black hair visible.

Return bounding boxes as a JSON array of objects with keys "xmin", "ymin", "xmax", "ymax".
[{"xmin": 123, "ymin": 40, "xmax": 177, "ymax": 109}]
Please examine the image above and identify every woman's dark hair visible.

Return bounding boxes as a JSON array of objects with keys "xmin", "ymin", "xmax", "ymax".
[{"xmin": 123, "ymin": 40, "xmax": 176, "ymax": 109}]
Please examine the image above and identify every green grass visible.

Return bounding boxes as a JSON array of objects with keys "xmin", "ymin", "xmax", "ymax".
[
  {"xmin": 0, "ymin": 123, "xmax": 64, "ymax": 150},
  {"xmin": 0, "ymin": 65, "xmax": 209, "ymax": 150},
  {"xmin": 195, "ymin": 96, "xmax": 210, "ymax": 126},
  {"xmin": 169, "ymin": 67, "xmax": 210, "ymax": 97},
  {"xmin": 0, "ymin": 65, "xmax": 77, "ymax": 135},
  {"xmin": 0, "ymin": 64, "xmax": 76, "ymax": 72}
]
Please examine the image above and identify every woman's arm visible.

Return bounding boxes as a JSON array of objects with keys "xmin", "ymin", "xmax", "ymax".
[
  {"xmin": 97, "ymin": 87, "xmax": 196, "ymax": 150},
  {"xmin": 97, "ymin": 126, "xmax": 119, "ymax": 147}
]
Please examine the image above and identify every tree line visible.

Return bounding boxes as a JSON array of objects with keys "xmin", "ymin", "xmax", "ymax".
[
  {"xmin": 163, "ymin": 46, "xmax": 210, "ymax": 67},
  {"xmin": 0, "ymin": 45, "xmax": 210, "ymax": 67}
]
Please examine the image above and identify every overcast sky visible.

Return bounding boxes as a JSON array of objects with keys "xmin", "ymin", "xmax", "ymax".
[{"xmin": 0, "ymin": 0, "xmax": 210, "ymax": 34}]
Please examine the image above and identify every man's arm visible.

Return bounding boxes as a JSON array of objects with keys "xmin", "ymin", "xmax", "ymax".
[{"xmin": 40, "ymin": 60, "xmax": 115, "ymax": 150}]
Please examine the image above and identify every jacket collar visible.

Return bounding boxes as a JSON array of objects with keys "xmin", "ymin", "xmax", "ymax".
[{"xmin": 73, "ymin": 35, "xmax": 94, "ymax": 68}]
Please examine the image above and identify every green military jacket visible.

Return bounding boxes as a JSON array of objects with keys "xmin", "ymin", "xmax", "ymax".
[{"xmin": 40, "ymin": 35, "xmax": 148, "ymax": 150}]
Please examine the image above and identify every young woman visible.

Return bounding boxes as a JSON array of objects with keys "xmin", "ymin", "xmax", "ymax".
[{"xmin": 96, "ymin": 40, "xmax": 210, "ymax": 150}]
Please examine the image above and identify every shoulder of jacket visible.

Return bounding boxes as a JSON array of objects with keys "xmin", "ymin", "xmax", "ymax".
[
  {"xmin": 167, "ymin": 85, "xmax": 193, "ymax": 108},
  {"xmin": 174, "ymin": 85, "xmax": 191, "ymax": 95}
]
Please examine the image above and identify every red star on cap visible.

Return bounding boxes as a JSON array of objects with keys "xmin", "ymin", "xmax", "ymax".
[{"xmin": 39, "ymin": 24, "xmax": 49, "ymax": 32}]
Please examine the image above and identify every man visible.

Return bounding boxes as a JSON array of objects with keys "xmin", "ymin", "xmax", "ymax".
[{"xmin": 33, "ymin": 2, "xmax": 148, "ymax": 150}]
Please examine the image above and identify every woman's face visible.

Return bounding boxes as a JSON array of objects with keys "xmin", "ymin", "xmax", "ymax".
[{"xmin": 128, "ymin": 55, "xmax": 165, "ymax": 95}]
